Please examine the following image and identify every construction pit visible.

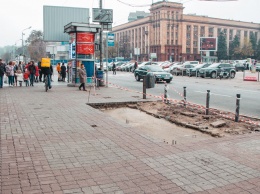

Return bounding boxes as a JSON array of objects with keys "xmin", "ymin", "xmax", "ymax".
[{"xmin": 89, "ymin": 101, "xmax": 260, "ymax": 145}]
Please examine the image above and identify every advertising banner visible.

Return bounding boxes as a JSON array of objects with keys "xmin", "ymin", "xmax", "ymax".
[
  {"xmin": 77, "ymin": 32, "xmax": 95, "ymax": 43},
  {"xmin": 200, "ymin": 37, "xmax": 218, "ymax": 51},
  {"xmin": 76, "ymin": 44, "xmax": 95, "ymax": 55},
  {"xmin": 107, "ymin": 33, "xmax": 114, "ymax": 47}
]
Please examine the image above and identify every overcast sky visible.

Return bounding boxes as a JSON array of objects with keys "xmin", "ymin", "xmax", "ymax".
[{"xmin": 1, "ymin": 0, "xmax": 259, "ymax": 47}]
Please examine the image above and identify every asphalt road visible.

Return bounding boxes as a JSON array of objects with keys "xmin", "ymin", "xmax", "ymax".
[{"xmin": 106, "ymin": 70, "xmax": 260, "ymax": 119}]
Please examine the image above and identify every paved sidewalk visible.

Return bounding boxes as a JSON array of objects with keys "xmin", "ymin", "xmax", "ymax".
[{"xmin": 0, "ymin": 82, "xmax": 260, "ymax": 194}]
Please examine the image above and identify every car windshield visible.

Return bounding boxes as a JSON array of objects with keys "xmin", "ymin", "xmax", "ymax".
[
  {"xmin": 256, "ymin": 63, "xmax": 260, "ymax": 66},
  {"xmin": 147, "ymin": 65, "xmax": 164, "ymax": 72}
]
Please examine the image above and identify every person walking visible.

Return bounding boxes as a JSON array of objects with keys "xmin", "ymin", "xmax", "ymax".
[
  {"xmin": 23, "ymin": 69, "xmax": 30, "ymax": 87},
  {"xmin": 134, "ymin": 61, "xmax": 138, "ymax": 72},
  {"xmin": 0, "ymin": 59, "xmax": 6, "ymax": 88},
  {"xmin": 15, "ymin": 70, "xmax": 23, "ymax": 87},
  {"xmin": 5, "ymin": 61, "xmax": 15, "ymax": 87},
  {"xmin": 28, "ymin": 61, "xmax": 36, "ymax": 86},
  {"xmin": 112, "ymin": 62, "xmax": 116, "ymax": 75},
  {"xmin": 56, "ymin": 62, "xmax": 61, "ymax": 81},
  {"xmin": 35, "ymin": 64, "xmax": 39, "ymax": 82},
  {"xmin": 38, "ymin": 62, "xmax": 42, "ymax": 82},
  {"xmin": 13, "ymin": 61, "xmax": 18, "ymax": 86},
  {"xmin": 61, "ymin": 63, "xmax": 66, "ymax": 82},
  {"xmin": 78, "ymin": 63, "xmax": 87, "ymax": 91}
]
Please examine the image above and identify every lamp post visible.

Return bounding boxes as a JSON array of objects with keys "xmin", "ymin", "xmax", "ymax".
[
  {"xmin": 13, "ymin": 39, "xmax": 22, "ymax": 61},
  {"xmin": 22, "ymin": 26, "xmax": 31, "ymax": 62}
]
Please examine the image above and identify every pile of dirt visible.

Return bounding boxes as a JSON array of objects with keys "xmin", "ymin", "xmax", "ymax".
[{"xmin": 127, "ymin": 101, "xmax": 260, "ymax": 137}]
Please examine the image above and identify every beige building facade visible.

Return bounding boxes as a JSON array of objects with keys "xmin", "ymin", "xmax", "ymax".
[{"xmin": 112, "ymin": 1, "xmax": 260, "ymax": 62}]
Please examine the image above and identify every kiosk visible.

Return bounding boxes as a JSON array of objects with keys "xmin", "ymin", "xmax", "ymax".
[{"xmin": 64, "ymin": 22, "xmax": 101, "ymax": 86}]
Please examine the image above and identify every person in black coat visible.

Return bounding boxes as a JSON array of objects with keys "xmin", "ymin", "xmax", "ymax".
[
  {"xmin": 28, "ymin": 61, "xmax": 36, "ymax": 86},
  {"xmin": 41, "ymin": 66, "xmax": 52, "ymax": 89},
  {"xmin": 61, "ymin": 63, "xmax": 67, "ymax": 82}
]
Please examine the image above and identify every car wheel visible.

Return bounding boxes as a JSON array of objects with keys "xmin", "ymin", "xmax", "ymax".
[
  {"xmin": 211, "ymin": 72, "xmax": 217, "ymax": 79},
  {"xmin": 135, "ymin": 75, "xmax": 140, "ymax": 81},
  {"xmin": 230, "ymin": 72, "xmax": 235, "ymax": 78}
]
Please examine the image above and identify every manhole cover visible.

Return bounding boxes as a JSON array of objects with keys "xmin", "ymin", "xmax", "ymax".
[{"xmin": 91, "ymin": 125, "xmax": 97, "ymax": 127}]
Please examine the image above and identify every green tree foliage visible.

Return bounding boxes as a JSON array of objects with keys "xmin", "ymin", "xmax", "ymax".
[
  {"xmin": 217, "ymin": 31, "xmax": 228, "ymax": 60},
  {"xmin": 26, "ymin": 30, "xmax": 46, "ymax": 62},
  {"xmin": 240, "ymin": 38, "xmax": 254, "ymax": 58},
  {"xmin": 229, "ymin": 35, "xmax": 240, "ymax": 59}
]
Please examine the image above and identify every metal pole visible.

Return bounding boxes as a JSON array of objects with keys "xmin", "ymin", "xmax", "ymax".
[
  {"xmin": 183, "ymin": 86, "xmax": 186, "ymax": 107},
  {"xmin": 106, "ymin": 32, "xmax": 108, "ymax": 87},
  {"xmin": 235, "ymin": 94, "xmax": 241, "ymax": 122},
  {"xmin": 143, "ymin": 76, "xmax": 147, "ymax": 99},
  {"xmin": 99, "ymin": 0, "xmax": 103, "ymax": 69},
  {"xmin": 206, "ymin": 90, "xmax": 210, "ymax": 115}
]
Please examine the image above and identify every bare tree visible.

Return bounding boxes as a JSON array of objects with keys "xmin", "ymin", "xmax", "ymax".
[{"xmin": 26, "ymin": 30, "xmax": 46, "ymax": 61}]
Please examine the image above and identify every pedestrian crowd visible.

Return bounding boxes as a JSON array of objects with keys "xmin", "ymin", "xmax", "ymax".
[{"xmin": 0, "ymin": 59, "xmax": 55, "ymax": 88}]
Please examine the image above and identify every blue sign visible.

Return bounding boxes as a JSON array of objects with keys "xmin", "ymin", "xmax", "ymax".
[
  {"xmin": 70, "ymin": 42, "xmax": 76, "ymax": 59},
  {"xmin": 107, "ymin": 33, "xmax": 114, "ymax": 47}
]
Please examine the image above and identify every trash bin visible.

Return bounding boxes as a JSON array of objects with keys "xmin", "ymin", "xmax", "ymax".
[
  {"xmin": 96, "ymin": 70, "xmax": 104, "ymax": 86},
  {"xmin": 146, "ymin": 73, "xmax": 155, "ymax": 88}
]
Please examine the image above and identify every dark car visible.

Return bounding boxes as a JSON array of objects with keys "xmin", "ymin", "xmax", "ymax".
[
  {"xmin": 234, "ymin": 63, "xmax": 245, "ymax": 72},
  {"xmin": 186, "ymin": 63, "xmax": 211, "ymax": 77},
  {"xmin": 134, "ymin": 65, "xmax": 173, "ymax": 83},
  {"xmin": 256, "ymin": 63, "xmax": 260, "ymax": 72},
  {"xmin": 199, "ymin": 63, "xmax": 236, "ymax": 78}
]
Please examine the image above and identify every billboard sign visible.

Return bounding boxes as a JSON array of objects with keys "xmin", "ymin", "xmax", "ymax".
[
  {"xmin": 92, "ymin": 8, "xmax": 113, "ymax": 23},
  {"xmin": 199, "ymin": 37, "xmax": 218, "ymax": 51}
]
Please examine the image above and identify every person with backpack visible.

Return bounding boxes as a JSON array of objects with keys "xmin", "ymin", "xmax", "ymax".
[
  {"xmin": 0, "ymin": 59, "xmax": 6, "ymax": 88},
  {"xmin": 61, "ymin": 63, "xmax": 67, "ymax": 82}
]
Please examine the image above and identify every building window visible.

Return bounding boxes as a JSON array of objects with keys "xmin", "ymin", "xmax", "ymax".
[
  {"xmin": 187, "ymin": 25, "xmax": 191, "ymax": 31},
  {"xmin": 172, "ymin": 11, "xmax": 174, "ymax": 19},
  {"xmin": 171, "ymin": 40, "xmax": 174, "ymax": 45},
  {"xmin": 193, "ymin": 41, "xmax": 198, "ymax": 47},
  {"xmin": 167, "ymin": 11, "xmax": 170, "ymax": 19},
  {"xmin": 186, "ymin": 40, "xmax": 191, "ymax": 46},
  {"xmin": 167, "ymin": 40, "xmax": 169, "ymax": 45},
  {"xmin": 194, "ymin": 26, "xmax": 198, "ymax": 32},
  {"xmin": 186, "ymin": 33, "xmax": 191, "ymax": 39},
  {"xmin": 176, "ymin": 12, "xmax": 178, "ymax": 20},
  {"xmin": 244, "ymin": 31, "xmax": 248, "ymax": 37},
  {"xmin": 186, "ymin": 48, "xmax": 190, "ymax": 53},
  {"xmin": 193, "ymin": 48, "xmax": 198, "ymax": 54}
]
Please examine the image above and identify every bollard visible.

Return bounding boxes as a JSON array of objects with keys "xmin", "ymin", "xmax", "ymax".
[
  {"xmin": 164, "ymin": 83, "xmax": 169, "ymax": 104},
  {"xmin": 206, "ymin": 90, "xmax": 210, "ymax": 115},
  {"xmin": 183, "ymin": 86, "xmax": 186, "ymax": 107},
  {"xmin": 143, "ymin": 76, "xmax": 147, "ymax": 99},
  {"xmin": 235, "ymin": 94, "xmax": 241, "ymax": 122},
  {"xmin": 243, "ymin": 70, "xmax": 245, "ymax": 81}
]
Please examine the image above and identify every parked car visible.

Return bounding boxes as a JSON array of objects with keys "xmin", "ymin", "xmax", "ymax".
[
  {"xmin": 134, "ymin": 65, "xmax": 173, "ymax": 83},
  {"xmin": 107, "ymin": 61, "xmax": 125, "ymax": 71},
  {"xmin": 183, "ymin": 61, "xmax": 199, "ymax": 66},
  {"xmin": 199, "ymin": 63, "xmax": 236, "ymax": 78},
  {"xmin": 138, "ymin": 61, "xmax": 158, "ymax": 68},
  {"xmin": 186, "ymin": 63, "xmax": 211, "ymax": 77},
  {"xmin": 253, "ymin": 63, "xmax": 260, "ymax": 72},
  {"xmin": 116, "ymin": 63, "xmax": 128, "ymax": 71},
  {"xmin": 234, "ymin": 63, "xmax": 245, "ymax": 72},
  {"xmin": 165, "ymin": 62, "xmax": 181, "ymax": 73},
  {"xmin": 171, "ymin": 64, "xmax": 195, "ymax": 76}
]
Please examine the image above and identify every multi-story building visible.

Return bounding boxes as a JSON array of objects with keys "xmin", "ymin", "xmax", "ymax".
[{"xmin": 112, "ymin": 0, "xmax": 260, "ymax": 62}]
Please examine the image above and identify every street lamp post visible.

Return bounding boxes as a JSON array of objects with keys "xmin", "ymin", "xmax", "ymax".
[{"xmin": 22, "ymin": 26, "xmax": 31, "ymax": 63}]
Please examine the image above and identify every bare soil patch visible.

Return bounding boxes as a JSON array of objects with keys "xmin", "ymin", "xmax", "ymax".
[{"xmin": 127, "ymin": 101, "xmax": 260, "ymax": 138}]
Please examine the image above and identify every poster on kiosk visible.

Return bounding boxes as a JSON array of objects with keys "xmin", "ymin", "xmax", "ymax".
[{"xmin": 69, "ymin": 32, "xmax": 95, "ymax": 84}]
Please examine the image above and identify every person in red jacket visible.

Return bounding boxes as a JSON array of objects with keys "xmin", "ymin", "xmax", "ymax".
[
  {"xmin": 35, "ymin": 64, "xmax": 39, "ymax": 82},
  {"xmin": 23, "ymin": 68, "xmax": 30, "ymax": 87}
]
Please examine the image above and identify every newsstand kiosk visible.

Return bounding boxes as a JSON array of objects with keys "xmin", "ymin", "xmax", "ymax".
[{"xmin": 64, "ymin": 22, "xmax": 101, "ymax": 86}]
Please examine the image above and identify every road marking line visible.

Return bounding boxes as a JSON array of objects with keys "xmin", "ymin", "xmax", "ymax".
[{"xmin": 194, "ymin": 91, "xmax": 232, "ymax": 98}]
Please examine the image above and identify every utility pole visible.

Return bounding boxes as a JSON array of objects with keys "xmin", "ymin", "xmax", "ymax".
[{"xmin": 99, "ymin": 0, "xmax": 103, "ymax": 69}]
